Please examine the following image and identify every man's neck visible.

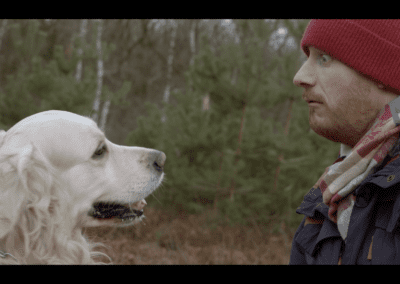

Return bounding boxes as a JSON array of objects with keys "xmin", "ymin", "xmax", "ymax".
[{"xmin": 340, "ymin": 143, "xmax": 353, "ymax": 157}]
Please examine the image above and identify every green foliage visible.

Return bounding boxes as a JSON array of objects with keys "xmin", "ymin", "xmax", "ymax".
[
  {"xmin": 0, "ymin": 44, "xmax": 96, "ymax": 125},
  {"xmin": 0, "ymin": 20, "xmax": 339, "ymax": 230},
  {"xmin": 10, "ymin": 21, "xmax": 47, "ymax": 65},
  {"xmin": 126, "ymin": 20, "xmax": 339, "ymax": 229},
  {"xmin": 0, "ymin": 20, "xmax": 131, "ymax": 129}
]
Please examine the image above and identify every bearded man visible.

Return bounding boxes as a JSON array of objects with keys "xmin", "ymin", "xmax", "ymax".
[{"xmin": 290, "ymin": 19, "xmax": 400, "ymax": 265}]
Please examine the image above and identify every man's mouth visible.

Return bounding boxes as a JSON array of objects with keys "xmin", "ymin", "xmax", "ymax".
[{"xmin": 306, "ymin": 99, "xmax": 323, "ymax": 104}]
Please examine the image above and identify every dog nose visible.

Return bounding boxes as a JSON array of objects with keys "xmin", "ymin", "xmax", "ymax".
[{"xmin": 151, "ymin": 151, "xmax": 166, "ymax": 172}]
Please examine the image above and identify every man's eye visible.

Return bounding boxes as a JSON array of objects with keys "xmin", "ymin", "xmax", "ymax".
[{"xmin": 318, "ymin": 54, "xmax": 332, "ymax": 65}]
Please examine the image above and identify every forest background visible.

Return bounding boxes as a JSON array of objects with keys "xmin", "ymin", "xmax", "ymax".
[{"xmin": 0, "ymin": 19, "xmax": 339, "ymax": 264}]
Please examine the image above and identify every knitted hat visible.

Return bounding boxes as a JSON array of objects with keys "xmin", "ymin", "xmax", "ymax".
[{"xmin": 301, "ymin": 20, "xmax": 400, "ymax": 93}]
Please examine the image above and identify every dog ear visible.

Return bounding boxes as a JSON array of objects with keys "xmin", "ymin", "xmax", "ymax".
[
  {"xmin": 0, "ymin": 130, "xmax": 6, "ymax": 146},
  {"xmin": 0, "ymin": 147, "xmax": 27, "ymax": 239},
  {"xmin": 0, "ymin": 142, "xmax": 52, "ymax": 240}
]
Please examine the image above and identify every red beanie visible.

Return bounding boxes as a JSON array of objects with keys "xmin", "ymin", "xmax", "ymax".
[{"xmin": 301, "ymin": 20, "xmax": 400, "ymax": 93}]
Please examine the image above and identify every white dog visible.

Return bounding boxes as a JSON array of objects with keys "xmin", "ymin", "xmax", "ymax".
[{"xmin": 0, "ymin": 110, "xmax": 166, "ymax": 264}]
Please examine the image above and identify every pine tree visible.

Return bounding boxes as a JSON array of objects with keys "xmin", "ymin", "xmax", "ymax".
[
  {"xmin": 124, "ymin": 20, "xmax": 339, "ymax": 228},
  {"xmin": 0, "ymin": 20, "xmax": 131, "ymax": 133},
  {"xmin": 125, "ymin": 20, "xmax": 293, "ymax": 224}
]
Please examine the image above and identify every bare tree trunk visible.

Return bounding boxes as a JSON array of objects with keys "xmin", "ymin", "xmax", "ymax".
[
  {"xmin": 0, "ymin": 19, "xmax": 8, "ymax": 52},
  {"xmin": 228, "ymin": 82, "xmax": 248, "ymax": 202},
  {"xmin": 213, "ymin": 151, "xmax": 225, "ymax": 212},
  {"xmin": 92, "ymin": 20, "xmax": 105, "ymax": 129},
  {"xmin": 202, "ymin": 93, "xmax": 210, "ymax": 111},
  {"xmin": 189, "ymin": 20, "xmax": 196, "ymax": 67},
  {"xmin": 94, "ymin": 20, "xmax": 110, "ymax": 133},
  {"xmin": 273, "ymin": 98, "xmax": 294, "ymax": 192},
  {"xmin": 75, "ymin": 19, "xmax": 88, "ymax": 83},
  {"xmin": 189, "ymin": 19, "xmax": 197, "ymax": 94},
  {"xmin": 189, "ymin": 20, "xmax": 209, "ymax": 112},
  {"xmin": 231, "ymin": 67, "xmax": 239, "ymax": 85},
  {"xmin": 161, "ymin": 20, "xmax": 177, "ymax": 123}
]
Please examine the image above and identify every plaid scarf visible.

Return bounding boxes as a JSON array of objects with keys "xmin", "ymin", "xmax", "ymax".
[{"xmin": 314, "ymin": 99, "xmax": 400, "ymax": 240}]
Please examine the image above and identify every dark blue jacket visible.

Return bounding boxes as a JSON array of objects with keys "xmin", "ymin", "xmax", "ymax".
[{"xmin": 290, "ymin": 143, "xmax": 400, "ymax": 264}]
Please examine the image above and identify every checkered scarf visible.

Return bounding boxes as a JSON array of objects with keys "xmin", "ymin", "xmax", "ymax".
[{"xmin": 315, "ymin": 102, "xmax": 400, "ymax": 240}]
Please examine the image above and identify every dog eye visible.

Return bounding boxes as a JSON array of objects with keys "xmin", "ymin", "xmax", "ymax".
[{"xmin": 92, "ymin": 143, "xmax": 107, "ymax": 159}]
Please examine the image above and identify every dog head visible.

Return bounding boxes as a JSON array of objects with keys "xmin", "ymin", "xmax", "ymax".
[{"xmin": 0, "ymin": 110, "xmax": 166, "ymax": 232}]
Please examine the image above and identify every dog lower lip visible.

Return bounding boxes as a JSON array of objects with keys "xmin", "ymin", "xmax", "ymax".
[{"xmin": 90, "ymin": 202, "xmax": 143, "ymax": 219}]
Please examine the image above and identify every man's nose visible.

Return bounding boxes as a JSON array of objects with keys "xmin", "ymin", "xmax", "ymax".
[{"xmin": 293, "ymin": 60, "xmax": 314, "ymax": 88}]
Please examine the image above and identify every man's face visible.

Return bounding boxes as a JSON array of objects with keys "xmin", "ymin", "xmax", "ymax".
[{"xmin": 293, "ymin": 46, "xmax": 397, "ymax": 148}]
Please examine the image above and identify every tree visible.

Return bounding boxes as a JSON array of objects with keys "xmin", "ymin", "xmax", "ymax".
[
  {"xmin": 0, "ymin": 19, "xmax": 8, "ymax": 52},
  {"xmin": 161, "ymin": 20, "xmax": 178, "ymax": 123},
  {"xmin": 0, "ymin": 20, "xmax": 339, "ymax": 229},
  {"xmin": 0, "ymin": 20, "xmax": 130, "ymax": 134},
  {"xmin": 125, "ymin": 20, "xmax": 339, "ymax": 228},
  {"xmin": 75, "ymin": 19, "xmax": 87, "ymax": 82}
]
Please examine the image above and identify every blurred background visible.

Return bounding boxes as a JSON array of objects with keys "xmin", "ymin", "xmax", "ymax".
[{"xmin": 0, "ymin": 19, "xmax": 339, "ymax": 264}]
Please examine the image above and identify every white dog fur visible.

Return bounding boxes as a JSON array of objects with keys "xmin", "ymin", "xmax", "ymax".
[{"xmin": 0, "ymin": 110, "xmax": 166, "ymax": 264}]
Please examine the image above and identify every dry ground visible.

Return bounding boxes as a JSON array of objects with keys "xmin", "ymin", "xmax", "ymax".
[{"xmin": 84, "ymin": 206, "xmax": 294, "ymax": 264}]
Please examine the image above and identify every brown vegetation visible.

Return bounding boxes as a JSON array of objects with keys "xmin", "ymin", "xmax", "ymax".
[{"xmin": 84, "ymin": 207, "xmax": 294, "ymax": 264}]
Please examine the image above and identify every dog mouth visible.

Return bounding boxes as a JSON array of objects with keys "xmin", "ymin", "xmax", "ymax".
[{"xmin": 89, "ymin": 201, "xmax": 145, "ymax": 223}]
